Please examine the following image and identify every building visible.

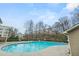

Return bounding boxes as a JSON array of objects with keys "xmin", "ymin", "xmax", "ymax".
[
  {"xmin": 0, "ymin": 24, "xmax": 10, "ymax": 41},
  {"xmin": 64, "ymin": 24, "xmax": 79, "ymax": 56},
  {"xmin": 18, "ymin": 33, "xmax": 23, "ymax": 41},
  {"xmin": 0, "ymin": 24, "xmax": 19, "ymax": 42},
  {"xmin": 0, "ymin": 24, "xmax": 10, "ymax": 37}
]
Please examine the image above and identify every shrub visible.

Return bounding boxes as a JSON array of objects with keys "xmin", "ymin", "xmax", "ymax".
[{"xmin": 7, "ymin": 35, "xmax": 19, "ymax": 42}]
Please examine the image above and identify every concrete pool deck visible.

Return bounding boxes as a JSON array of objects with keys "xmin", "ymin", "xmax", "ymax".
[{"xmin": 0, "ymin": 41, "xmax": 69, "ymax": 56}]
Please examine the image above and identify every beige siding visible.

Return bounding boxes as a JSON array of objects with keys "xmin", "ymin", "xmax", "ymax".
[{"xmin": 69, "ymin": 28, "xmax": 79, "ymax": 56}]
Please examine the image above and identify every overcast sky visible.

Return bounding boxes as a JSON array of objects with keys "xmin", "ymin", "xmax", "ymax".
[{"xmin": 0, "ymin": 3, "xmax": 79, "ymax": 33}]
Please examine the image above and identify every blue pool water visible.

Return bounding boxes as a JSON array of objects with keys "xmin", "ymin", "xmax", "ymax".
[{"xmin": 2, "ymin": 41, "xmax": 65, "ymax": 53}]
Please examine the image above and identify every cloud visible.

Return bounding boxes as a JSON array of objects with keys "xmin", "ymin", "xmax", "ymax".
[
  {"xmin": 25, "ymin": 10, "xmax": 58, "ymax": 25},
  {"xmin": 59, "ymin": 3, "xmax": 79, "ymax": 17},
  {"xmin": 37, "ymin": 11, "xmax": 58, "ymax": 25},
  {"xmin": 66, "ymin": 3, "xmax": 79, "ymax": 12}
]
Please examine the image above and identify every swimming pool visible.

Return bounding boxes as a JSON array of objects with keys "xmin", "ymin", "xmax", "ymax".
[{"xmin": 1, "ymin": 41, "xmax": 65, "ymax": 53}]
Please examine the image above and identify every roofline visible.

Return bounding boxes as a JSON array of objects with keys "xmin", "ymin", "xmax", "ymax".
[{"xmin": 63, "ymin": 24, "xmax": 79, "ymax": 34}]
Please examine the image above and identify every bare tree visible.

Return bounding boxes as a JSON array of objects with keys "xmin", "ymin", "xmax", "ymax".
[
  {"xmin": 14, "ymin": 28, "xmax": 18, "ymax": 36},
  {"xmin": 8, "ymin": 27, "xmax": 13, "ymax": 37},
  {"xmin": 53, "ymin": 22, "xmax": 61, "ymax": 33},
  {"xmin": 47, "ymin": 25, "xmax": 53, "ymax": 34},
  {"xmin": 36, "ymin": 21, "xmax": 44, "ymax": 40},
  {"xmin": 52, "ymin": 16, "xmax": 71, "ymax": 33},
  {"xmin": 58, "ymin": 16, "xmax": 71, "ymax": 32},
  {"xmin": 72, "ymin": 7, "xmax": 79, "ymax": 25},
  {"xmin": 24, "ymin": 20, "xmax": 34, "ymax": 40},
  {"xmin": 34, "ymin": 24, "xmax": 38, "ymax": 40},
  {"xmin": 43, "ymin": 24, "xmax": 47, "ymax": 40}
]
